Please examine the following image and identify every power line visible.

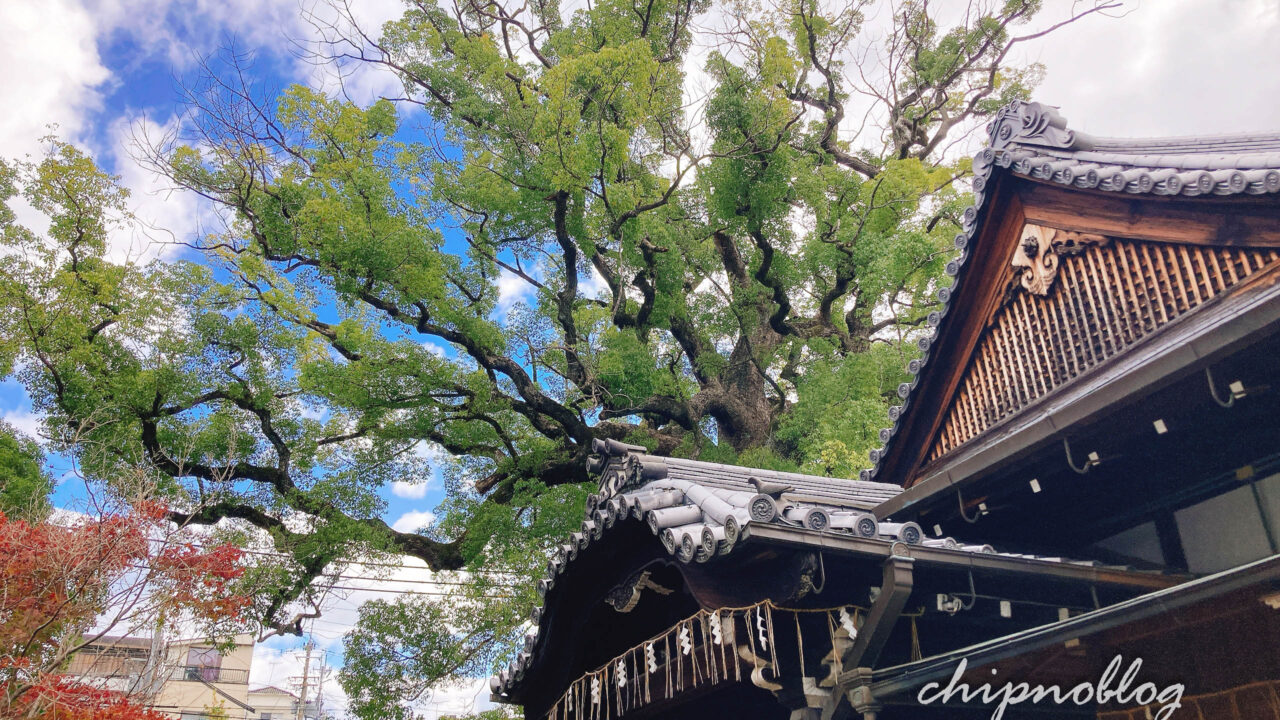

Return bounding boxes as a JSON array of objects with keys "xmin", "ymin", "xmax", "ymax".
[
  {"xmin": 310, "ymin": 583, "xmax": 515, "ymax": 599},
  {"xmin": 171, "ymin": 540, "xmax": 518, "ymax": 576},
  {"xmin": 126, "ymin": 563, "xmax": 518, "ymax": 591},
  {"xmin": 330, "ymin": 573, "xmax": 516, "ymax": 587}
]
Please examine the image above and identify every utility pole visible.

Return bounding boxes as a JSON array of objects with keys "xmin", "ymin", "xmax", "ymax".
[
  {"xmin": 295, "ymin": 640, "xmax": 314, "ymax": 720},
  {"xmin": 314, "ymin": 653, "xmax": 328, "ymax": 719},
  {"xmin": 141, "ymin": 615, "xmax": 166, "ymax": 699}
]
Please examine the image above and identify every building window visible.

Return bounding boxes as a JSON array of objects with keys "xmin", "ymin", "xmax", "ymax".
[{"xmin": 185, "ymin": 647, "xmax": 221, "ymax": 682}]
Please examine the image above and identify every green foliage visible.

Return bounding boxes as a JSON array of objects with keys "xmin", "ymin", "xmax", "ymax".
[
  {"xmin": 340, "ymin": 474, "xmax": 586, "ymax": 717},
  {"xmin": 776, "ymin": 345, "xmax": 910, "ymax": 478},
  {"xmin": 0, "ymin": 422, "xmax": 51, "ymax": 521},
  {"xmin": 342, "ymin": 598, "xmax": 473, "ymax": 719},
  {"xmin": 203, "ymin": 698, "xmax": 231, "ymax": 720},
  {"xmin": 0, "ymin": 0, "xmax": 1104, "ymax": 714}
]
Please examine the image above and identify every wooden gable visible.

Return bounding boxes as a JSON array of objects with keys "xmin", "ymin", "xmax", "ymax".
[
  {"xmin": 899, "ymin": 178, "xmax": 1280, "ymax": 484},
  {"xmin": 931, "ymin": 219, "xmax": 1280, "ymax": 462}
]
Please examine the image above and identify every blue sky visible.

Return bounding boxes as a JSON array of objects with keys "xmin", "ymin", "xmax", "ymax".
[
  {"xmin": 0, "ymin": 0, "xmax": 492, "ymax": 518},
  {"xmin": 2, "ymin": 0, "xmax": 1280, "ymax": 716}
]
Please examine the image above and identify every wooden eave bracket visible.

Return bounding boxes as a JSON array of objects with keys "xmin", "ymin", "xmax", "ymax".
[
  {"xmin": 840, "ymin": 556, "xmax": 915, "ymax": 672},
  {"xmin": 827, "ymin": 556, "xmax": 915, "ymax": 720}
]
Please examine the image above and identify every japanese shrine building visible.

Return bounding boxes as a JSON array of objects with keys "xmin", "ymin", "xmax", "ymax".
[{"xmin": 489, "ymin": 101, "xmax": 1280, "ymax": 720}]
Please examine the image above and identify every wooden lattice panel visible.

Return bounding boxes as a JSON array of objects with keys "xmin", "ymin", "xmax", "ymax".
[{"xmin": 929, "ymin": 238, "xmax": 1280, "ymax": 462}]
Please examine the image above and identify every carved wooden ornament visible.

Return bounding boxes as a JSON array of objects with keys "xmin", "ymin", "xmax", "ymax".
[
  {"xmin": 604, "ymin": 570, "xmax": 673, "ymax": 612},
  {"xmin": 1011, "ymin": 223, "xmax": 1109, "ymax": 295}
]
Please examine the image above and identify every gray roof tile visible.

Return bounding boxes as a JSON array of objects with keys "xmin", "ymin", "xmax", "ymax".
[{"xmin": 491, "ymin": 438, "xmax": 1141, "ymax": 697}]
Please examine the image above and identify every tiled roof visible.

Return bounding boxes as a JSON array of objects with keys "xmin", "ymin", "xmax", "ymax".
[
  {"xmin": 650, "ymin": 455, "xmax": 902, "ymax": 508},
  {"xmin": 490, "ymin": 438, "xmax": 1152, "ymax": 698},
  {"xmin": 860, "ymin": 101, "xmax": 1280, "ymax": 484},
  {"xmin": 249, "ymin": 685, "xmax": 298, "ymax": 699}
]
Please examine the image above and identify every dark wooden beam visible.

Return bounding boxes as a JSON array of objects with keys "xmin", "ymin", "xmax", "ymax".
[
  {"xmin": 830, "ymin": 559, "xmax": 915, "ymax": 720},
  {"xmin": 1153, "ymin": 513, "xmax": 1188, "ymax": 572},
  {"xmin": 742, "ymin": 524, "xmax": 1182, "ymax": 591},
  {"xmin": 842, "ymin": 557, "xmax": 916, "ymax": 671},
  {"xmin": 1018, "ymin": 180, "xmax": 1280, "ymax": 248}
]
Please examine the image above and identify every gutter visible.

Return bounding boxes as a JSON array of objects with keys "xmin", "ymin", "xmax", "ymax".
[
  {"xmin": 743, "ymin": 523, "xmax": 1182, "ymax": 591},
  {"xmin": 836, "ymin": 556, "xmax": 916, "ymax": 720}
]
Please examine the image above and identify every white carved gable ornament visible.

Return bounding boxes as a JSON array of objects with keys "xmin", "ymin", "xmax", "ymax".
[{"xmin": 1010, "ymin": 223, "xmax": 1109, "ymax": 296}]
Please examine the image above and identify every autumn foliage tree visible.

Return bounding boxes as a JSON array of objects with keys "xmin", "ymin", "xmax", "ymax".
[{"xmin": 0, "ymin": 497, "xmax": 248, "ymax": 719}]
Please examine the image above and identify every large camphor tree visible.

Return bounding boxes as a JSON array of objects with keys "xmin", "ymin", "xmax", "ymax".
[{"xmin": 0, "ymin": 0, "xmax": 1119, "ymax": 714}]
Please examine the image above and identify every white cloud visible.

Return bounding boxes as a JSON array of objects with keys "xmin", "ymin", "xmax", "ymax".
[
  {"xmin": 421, "ymin": 340, "xmax": 449, "ymax": 357},
  {"xmin": 1, "ymin": 408, "xmax": 46, "ymax": 445},
  {"xmin": 418, "ymin": 679, "xmax": 494, "ymax": 718},
  {"xmin": 580, "ymin": 267, "xmax": 610, "ymax": 301},
  {"xmin": 87, "ymin": 0, "xmax": 408, "ymax": 109},
  {"xmin": 390, "ymin": 480, "xmax": 430, "ymax": 500},
  {"xmin": 391, "ymin": 442, "xmax": 445, "ymax": 498},
  {"xmin": 103, "ymin": 115, "xmax": 217, "ymax": 263},
  {"xmin": 249, "ymin": 640, "xmax": 490, "ymax": 720},
  {"xmin": 1015, "ymin": 0, "xmax": 1280, "ymax": 139},
  {"xmin": 1, "ymin": 0, "xmax": 414, "ymax": 271},
  {"xmin": 391, "ymin": 510, "xmax": 437, "ymax": 533},
  {"xmin": 250, "ymin": 638, "xmax": 348, "ymax": 717},
  {"xmin": 248, "ymin": 556, "xmax": 494, "ymax": 717},
  {"xmin": 297, "ymin": 401, "xmax": 330, "ymax": 423},
  {"xmin": 0, "ymin": 1, "xmax": 109, "ymax": 160},
  {"xmin": 286, "ymin": 0, "xmax": 416, "ymax": 106},
  {"xmin": 88, "ymin": 0, "xmax": 303, "ymax": 71},
  {"xmin": 493, "ymin": 267, "xmax": 539, "ymax": 320},
  {"xmin": 414, "ymin": 441, "xmax": 446, "ymax": 462}
]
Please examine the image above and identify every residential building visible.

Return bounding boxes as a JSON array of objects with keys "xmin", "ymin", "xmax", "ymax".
[
  {"xmin": 71, "ymin": 632, "xmax": 315, "ymax": 719},
  {"xmin": 248, "ymin": 686, "xmax": 301, "ymax": 720}
]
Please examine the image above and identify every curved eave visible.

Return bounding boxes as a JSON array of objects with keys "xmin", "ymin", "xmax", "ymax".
[{"xmin": 490, "ymin": 442, "xmax": 1176, "ymax": 701}]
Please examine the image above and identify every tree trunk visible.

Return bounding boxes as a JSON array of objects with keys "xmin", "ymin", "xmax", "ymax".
[{"xmin": 708, "ymin": 333, "xmax": 778, "ymax": 451}]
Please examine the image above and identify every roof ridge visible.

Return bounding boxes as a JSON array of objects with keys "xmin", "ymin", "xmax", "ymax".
[
  {"xmin": 1080, "ymin": 129, "xmax": 1280, "ymax": 148},
  {"xmin": 656, "ymin": 454, "xmax": 901, "ymax": 490}
]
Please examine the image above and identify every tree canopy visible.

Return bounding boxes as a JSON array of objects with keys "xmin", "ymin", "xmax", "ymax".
[
  {"xmin": 0, "ymin": 423, "xmax": 51, "ymax": 521},
  {"xmin": 0, "ymin": 0, "xmax": 1119, "ymax": 715},
  {"xmin": 0, "ymin": 495, "xmax": 248, "ymax": 720}
]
